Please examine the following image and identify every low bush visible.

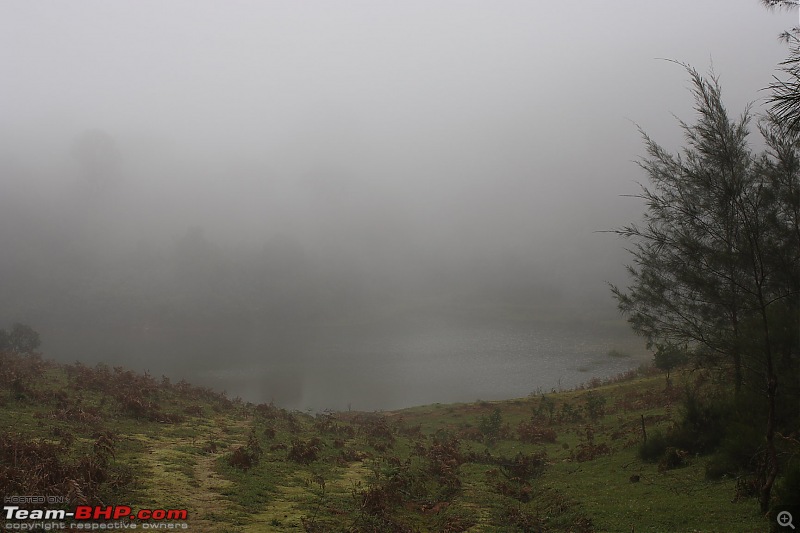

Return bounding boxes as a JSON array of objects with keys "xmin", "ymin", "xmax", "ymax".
[
  {"xmin": 772, "ymin": 458, "xmax": 800, "ymax": 511},
  {"xmin": 669, "ymin": 387, "xmax": 732, "ymax": 454},
  {"xmin": 227, "ymin": 428, "xmax": 263, "ymax": 471},
  {"xmin": 658, "ymin": 447, "xmax": 689, "ymax": 471},
  {"xmin": 704, "ymin": 419, "xmax": 762, "ymax": 479},
  {"xmin": 517, "ymin": 417, "xmax": 557, "ymax": 443},
  {"xmin": 0, "ymin": 431, "xmax": 131, "ymax": 504},
  {"xmin": 638, "ymin": 430, "xmax": 668, "ymax": 462},
  {"xmin": 228, "ymin": 445, "xmax": 259, "ymax": 471},
  {"xmin": 478, "ymin": 408, "xmax": 503, "ymax": 444},
  {"xmin": 288, "ymin": 437, "xmax": 322, "ymax": 464},
  {"xmin": 584, "ymin": 391, "xmax": 607, "ymax": 421}
]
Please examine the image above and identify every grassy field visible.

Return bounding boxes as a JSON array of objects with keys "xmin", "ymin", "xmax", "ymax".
[{"xmin": 0, "ymin": 350, "xmax": 770, "ymax": 532}]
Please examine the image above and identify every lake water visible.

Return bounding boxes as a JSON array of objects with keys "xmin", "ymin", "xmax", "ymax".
[
  {"xmin": 43, "ymin": 310, "xmax": 646, "ymax": 411},
  {"xmin": 200, "ymin": 314, "xmax": 646, "ymax": 411}
]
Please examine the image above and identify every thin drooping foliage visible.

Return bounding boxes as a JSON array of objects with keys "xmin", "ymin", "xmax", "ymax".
[
  {"xmin": 612, "ymin": 66, "xmax": 800, "ymax": 511},
  {"xmin": 768, "ymin": 36, "xmax": 800, "ymax": 135},
  {"xmin": 762, "ymin": 1, "xmax": 800, "ymax": 134}
]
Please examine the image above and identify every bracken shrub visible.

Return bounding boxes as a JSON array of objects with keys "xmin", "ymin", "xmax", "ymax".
[
  {"xmin": 474, "ymin": 449, "xmax": 548, "ymax": 503},
  {"xmin": 571, "ymin": 427, "xmax": 611, "ymax": 463},
  {"xmin": 658, "ymin": 447, "xmax": 689, "ymax": 472},
  {"xmin": 0, "ymin": 431, "xmax": 131, "ymax": 504},
  {"xmin": 314, "ymin": 412, "xmax": 355, "ymax": 438},
  {"xmin": 498, "ymin": 505, "xmax": 544, "ymax": 532},
  {"xmin": 517, "ymin": 417, "xmax": 557, "ymax": 444},
  {"xmin": 288, "ymin": 437, "xmax": 322, "ymax": 465},
  {"xmin": 0, "ymin": 349, "xmax": 49, "ymax": 402},
  {"xmin": 227, "ymin": 428, "xmax": 263, "ymax": 471},
  {"xmin": 228, "ymin": 445, "xmax": 259, "ymax": 471},
  {"xmin": 421, "ymin": 435, "xmax": 464, "ymax": 494}
]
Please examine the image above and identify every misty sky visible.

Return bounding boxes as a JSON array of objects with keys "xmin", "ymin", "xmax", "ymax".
[
  {"xmin": 0, "ymin": 1, "xmax": 796, "ymax": 407},
  {"xmin": 2, "ymin": 2, "xmax": 792, "ymax": 286}
]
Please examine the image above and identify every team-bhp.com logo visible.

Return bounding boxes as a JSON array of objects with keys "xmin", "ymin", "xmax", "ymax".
[{"xmin": 4, "ymin": 505, "xmax": 189, "ymax": 529}]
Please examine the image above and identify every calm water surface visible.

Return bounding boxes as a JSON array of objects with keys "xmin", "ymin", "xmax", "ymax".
[
  {"xmin": 45, "ymin": 312, "xmax": 645, "ymax": 411},
  {"xmin": 204, "ymin": 315, "xmax": 646, "ymax": 411}
]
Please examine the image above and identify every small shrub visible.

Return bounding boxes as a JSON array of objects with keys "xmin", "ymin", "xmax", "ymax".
[
  {"xmin": 227, "ymin": 428, "xmax": 262, "ymax": 471},
  {"xmin": 708, "ymin": 418, "xmax": 763, "ymax": 477},
  {"xmin": 571, "ymin": 441, "xmax": 611, "ymax": 462},
  {"xmin": 184, "ymin": 404, "xmax": 203, "ymax": 416},
  {"xmin": 479, "ymin": 408, "xmax": 503, "ymax": 444},
  {"xmin": 570, "ymin": 427, "xmax": 611, "ymax": 462},
  {"xmin": 558, "ymin": 402, "xmax": 583, "ymax": 423},
  {"xmin": 658, "ymin": 447, "xmax": 688, "ymax": 472},
  {"xmin": 203, "ymin": 438, "xmax": 218, "ymax": 454},
  {"xmin": 732, "ymin": 476, "xmax": 760, "ymax": 502},
  {"xmin": 537, "ymin": 394, "xmax": 556, "ymax": 423},
  {"xmin": 228, "ymin": 446, "xmax": 259, "ymax": 471},
  {"xmin": 313, "ymin": 412, "xmax": 355, "ymax": 439},
  {"xmin": 473, "ymin": 450, "xmax": 549, "ymax": 514},
  {"xmin": 0, "ymin": 430, "xmax": 130, "ymax": 504},
  {"xmin": 638, "ymin": 430, "xmax": 668, "ymax": 462},
  {"xmin": 705, "ymin": 457, "xmax": 734, "ymax": 480},
  {"xmin": 352, "ymin": 413, "xmax": 394, "ymax": 446},
  {"xmin": 668, "ymin": 387, "xmax": 732, "ymax": 454},
  {"xmin": 772, "ymin": 459, "xmax": 800, "ymax": 510},
  {"xmin": 288, "ymin": 437, "xmax": 322, "ymax": 464},
  {"xmin": 500, "ymin": 451, "xmax": 548, "ymax": 481},
  {"xmin": 422, "ymin": 435, "xmax": 464, "ymax": 494},
  {"xmin": 517, "ymin": 418, "xmax": 557, "ymax": 444},
  {"xmin": 584, "ymin": 391, "xmax": 607, "ymax": 421}
]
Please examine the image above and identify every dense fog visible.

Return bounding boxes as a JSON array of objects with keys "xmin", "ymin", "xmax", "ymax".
[{"xmin": 0, "ymin": 1, "xmax": 793, "ymax": 409}]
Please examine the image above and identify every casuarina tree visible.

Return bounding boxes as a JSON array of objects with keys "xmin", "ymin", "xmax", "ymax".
[{"xmin": 611, "ymin": 66, "xmax": 800, "ymax": 511}]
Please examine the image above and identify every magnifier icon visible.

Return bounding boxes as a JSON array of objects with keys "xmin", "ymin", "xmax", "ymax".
[{"xmin": 778, "ymin": 511, "xmax": 796, "ymax": 530}]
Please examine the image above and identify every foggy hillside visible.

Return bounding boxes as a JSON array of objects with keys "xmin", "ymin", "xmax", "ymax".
[{"xmin": 0, "ymin": 1, "xmax": 792, "ymax": 408}]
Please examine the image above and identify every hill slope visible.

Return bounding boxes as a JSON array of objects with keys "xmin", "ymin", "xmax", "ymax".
[{"xmin": 0, "ymin": 351, "xmax": 766, "ymax": 532}]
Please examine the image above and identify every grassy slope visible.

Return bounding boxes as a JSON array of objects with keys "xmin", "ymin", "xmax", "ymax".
[{"xmin": 0, "ymin": 352, "xmax": 766, "ymax": 532}]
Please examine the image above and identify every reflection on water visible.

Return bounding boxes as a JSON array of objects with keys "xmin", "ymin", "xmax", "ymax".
[
  {"xmin": 203, "ymin": 316, "xmax": 646, "ymax": 411},
  {"xmin": 44, "ymin": 313, "xmax": 646, "ymax": 411}
]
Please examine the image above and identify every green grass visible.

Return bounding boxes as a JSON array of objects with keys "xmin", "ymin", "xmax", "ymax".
[{"xmin": 0, "ymin": 351, "xmax": 773, "ymax": 532}]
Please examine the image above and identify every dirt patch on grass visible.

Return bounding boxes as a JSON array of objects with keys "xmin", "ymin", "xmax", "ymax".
[
  {"xmin": 131, "ymin": 419, "xmax": 247, "ymax": 532},
  {"xmin": 239, "ymin": 461, "xmax": 370, "ymax": 532}
]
